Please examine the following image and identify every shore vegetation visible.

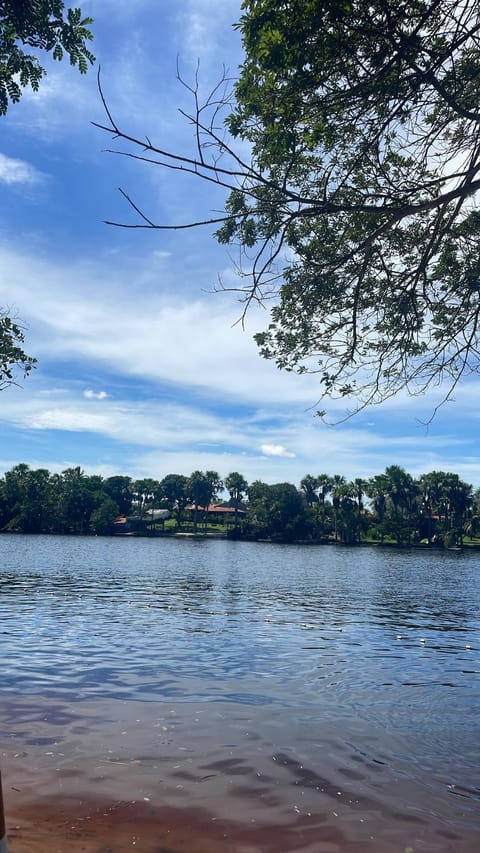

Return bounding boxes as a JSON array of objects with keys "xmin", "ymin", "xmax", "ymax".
[{"xmin": 1, "ymin": 463, "xmax": 479, "ymax": 548}]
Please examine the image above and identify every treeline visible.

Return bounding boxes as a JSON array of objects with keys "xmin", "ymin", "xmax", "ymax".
[
  {"xmin": 0, "ymin": 463, "xmax": 479, "ymax": 547},
  {"xmin": 0, "ymin": 467, "xmax": 242, "ymax": 536}
]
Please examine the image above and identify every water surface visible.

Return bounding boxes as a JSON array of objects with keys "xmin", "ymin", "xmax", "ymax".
[{"xmin": 0, "ymin": 534, "xmax": 479, "ymax": 851}]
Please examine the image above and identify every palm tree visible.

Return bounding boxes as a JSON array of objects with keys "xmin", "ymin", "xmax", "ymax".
[
  {"xmin": 300, "ymin": 475, "xmax": 318, "ymax": 508},
  {"xmin": 224, "ymin": 472, "xmax": 248, "ymax": 531},
  {"xmin": 133, "ymin": 478, "xmax": 162, "ymax": 518},
  {"xmin": 336, "ymin": 482, "xmax": 360, "ymax": 544},
  {"xmin": 366, "ymin": 475, "xmax": 389, "ymax": 542},
  {"xmin": 204, "ymin": 471, "xmax": 223, "ymax": 531},
  {"xmin": 441, "ymin": 474, "xmax": 472, "ymax": 546},
  {"xmin": 187, "ymin": 471, "xmax": 210, "ymax": 534},
  {"xmin": 354, "ymin": 477, "xmax": 366, "ymax": 539},
  {"xmin": 384, "ymin": 465, "xmax": 418, "ymax": 544},
  {"xmin": 315, "ymin": 474, "xmax": 333, "ymax": 538},
  {"xmin": 331, "ymin": 474, "xmax": 346, "ymax": 541},
  {"xmin": 465, "ymin": 513, "xmax": 480, "ymax": 541},
  {"xmin": 186, "ymin": 471, "xmax": 223, "ymax": 534},
  {"xmin": 418, "ymin": 472, "xmax": 443, "ymax": 544}
]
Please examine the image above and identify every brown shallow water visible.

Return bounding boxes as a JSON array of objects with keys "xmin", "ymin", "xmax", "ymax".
[{"xmin": 1, "ymin": 695, "xmax": 478, "ymax": 853}]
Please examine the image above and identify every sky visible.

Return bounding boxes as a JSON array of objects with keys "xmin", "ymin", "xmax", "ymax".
[{"xmin": 0, "ymin": 0, "xmax": 479, "ymax": 490}]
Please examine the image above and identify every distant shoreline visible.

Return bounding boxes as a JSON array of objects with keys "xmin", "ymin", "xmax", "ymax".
[{"xmin": 1, "ymin": 528, "xmax": 479, "ymax": 551}]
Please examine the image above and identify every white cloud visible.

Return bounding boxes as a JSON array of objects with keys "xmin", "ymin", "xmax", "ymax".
[
  {"xmin": 84, "ymin": 389, "xmax": 109, "ymax": 400},
  {"xmin": 28, "ymin": 406, "xmax": 114, "ymax": 433},
  {"xmin": 0, "ymin": 153, "xmax": 43, "ymax": 185},
  {"xmin": 261, "ymin": 444, "xmax": 296, "ymax": 459}
]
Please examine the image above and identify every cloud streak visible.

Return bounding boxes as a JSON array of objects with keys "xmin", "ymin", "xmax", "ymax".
[
  {"xmin": 0, "ymin": 242, "xmax": 322, "ymax": 408},
  {"xmin": 0, "ymin": 153, "xmax": 44, "ymax": 185},
  {"xmin": 84, "ymin": 389, "xmax": 109, "ymax": 400},
  {"xmin": 0, "ymin": 373, "xmax": 477, "ymax": 487},
  {"xmin": 261, "ymin": 444, "xmax": 296, "ymax": 459}
]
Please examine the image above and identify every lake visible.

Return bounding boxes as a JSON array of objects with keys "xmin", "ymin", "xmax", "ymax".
[{"xmin": 0, "ymin": 533, "xmax": 478, "ymax": 852}]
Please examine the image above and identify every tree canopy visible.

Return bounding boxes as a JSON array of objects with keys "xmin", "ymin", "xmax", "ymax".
[
  {"xmin": 98, "ymin": 0, "xmax": 480, "ymax": 418},
  {"xmin": 0, "ymin": 310, "xmax": 36, "ymax": 389},
  {"xmin": 0, "ymin": 0, "xmax": 94, "ymax": 114}
]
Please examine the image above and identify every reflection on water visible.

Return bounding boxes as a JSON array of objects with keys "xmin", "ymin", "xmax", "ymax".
[{"xmin": 0, "ymin": 534, "xmax": 479, "ymax": 851}]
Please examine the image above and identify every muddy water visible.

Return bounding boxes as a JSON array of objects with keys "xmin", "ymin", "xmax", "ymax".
[{"xmin": 0, "ymin": 534, "xmax": 479, "ymax": 851}]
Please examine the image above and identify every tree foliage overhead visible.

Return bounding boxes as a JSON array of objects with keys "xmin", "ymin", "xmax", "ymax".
[
  {"xmin": 98, "ymin": 0, "xmax": 480, "ymax": 418},
  {"xmin": 0, "ymin": 309, "xmax": 36, "ymax": 389},
  {"xmin": 0, "ymin": 0, "xmax": 94, "ymax": 114}
]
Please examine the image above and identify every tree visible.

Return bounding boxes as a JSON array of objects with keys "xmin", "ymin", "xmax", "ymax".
[
  {"xmin": 418, "ymin": 471, "xmax": 444, "ymax": 544},
  {"xmin": 132, "ymin": 478, "xmax": 162, "ymax": 517},
  {"xmin": 2, "ymin": 462, "xmax": 31, "ymax": 526},
  {"xmin": 353, "ymin": 478, "xmax": 366, "ymax": 532},
  {"xmin": 2, "ymin": 465, "xmax": 57, "ymax": 532},
  {"xmin": 466, "ymin": 488, "xmax": 480, "ymax": 539},
  {"xmin": 334, "ymin": 482, "xmax": 361, "ymax": 545},
  {"xmin": 415, "ymin": 469, "xmax": 471, "ymax": 544},
  {"xmin": 203, "ymin": 470, "xmax": 223, "ymax": 531},
  {"xmin": 265, "ymin": 482, "xmax": 311, "ymax": 542},
  {"xmin": 247, "ymin": 479, "xmax": 271, "ymax": 536},
  {"xmin": 247, "ymin": 480, "xmax": 310, "ymax": 541},
  {"xmin": 314, "ymin": 473, "xmax": 333, "ymax": 537},
  {"xmin": 330, "ymin": 474, "xmax": 346, "ymax": 541},
  {"xmin": 0, "ymin": 0, "xmax": 95, "ymax": 114},
  {"xmin": 58, "ymin": 466, "xmax": 98, "ymax": 534},
  {"xmin": 187, "ymin": 470, "xmax": 211, "ymax": 534},
  {"xmin": 438, "ymin": 472, "xmax": 472, "ymax": 545},
  {"xmin": 205, "ymin": 470, "xmax": 223, "ymax": 504},
  {"xmin": 0, "ymin": 310, "xmax": 36, "ymax": 389},
  {"xmin": 98, "ymin": 0, "xmax": 480, "ymax": 418},
  {"xmin": 224, "ymin": 471, "xmax": 248, "ymax": 530},
  {"xmin": 366, "ymin": 474, "xmax": 389, "ymax": 542},
  {"xmin": 103, "ymin": 475, "xmax": 132, "ymax": 516},
  {"xmin": 300, "ymin": 475, "xmax": 318, "ymax": 508},
  {"xmin": 90, "ymin": 496, "xmax": 119, "ymax": 535},
  {"xmin": 19, "ymin": 467, "xmax": 56, "ymax": 532},
  {"xmin": 160, "ymin": 473, "xmax": 190, "ymax": 529},
  {"xmin": 382, "ymin": 465, "xmax": 415, "ymax": 544}
]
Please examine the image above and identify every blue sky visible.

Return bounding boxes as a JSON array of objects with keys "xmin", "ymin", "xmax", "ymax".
[{"xmin": 0, "ymin": 0, "xmax": 479, "ymax": 490}]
